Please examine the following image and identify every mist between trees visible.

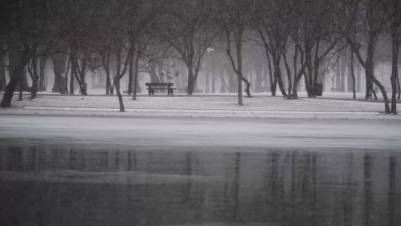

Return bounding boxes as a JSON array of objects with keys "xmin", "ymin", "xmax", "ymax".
[{"xmin": 0, "ymin": 0, "xmax": 400, "ymax": 113}]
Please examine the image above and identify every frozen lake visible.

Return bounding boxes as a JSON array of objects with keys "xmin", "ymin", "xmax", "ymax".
[{"xmin": 0, "ymin": 115, "xmax": 401, "ymax": 225}]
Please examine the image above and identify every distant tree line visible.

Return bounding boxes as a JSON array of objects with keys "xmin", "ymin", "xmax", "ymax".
[{"xmin": 0, "ymin": 0, "xmax": 400, "ymax": 113}]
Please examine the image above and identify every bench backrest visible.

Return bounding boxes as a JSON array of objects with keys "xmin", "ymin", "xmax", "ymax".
[{"xmin": 145, "ymin": 83, "xmax": 174, "ymax": 86}]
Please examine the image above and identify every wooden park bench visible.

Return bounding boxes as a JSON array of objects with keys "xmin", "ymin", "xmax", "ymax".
[{"xmin": 145, "ymin": 83, "xmax": 175, "ymax": 96}]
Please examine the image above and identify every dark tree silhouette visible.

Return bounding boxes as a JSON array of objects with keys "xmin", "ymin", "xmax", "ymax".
[
  {"xmin": 218, "ymin": 0, "xmax": 254, "ymax": 105},
  {"xmin": 159, "ymin": 0, "xmax": 219, "ymax": 95}
]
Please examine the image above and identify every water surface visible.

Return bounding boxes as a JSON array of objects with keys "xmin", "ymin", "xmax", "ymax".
[{"xmin": 0, "ymin": 143, "xmax": 400, "ymax": 226}]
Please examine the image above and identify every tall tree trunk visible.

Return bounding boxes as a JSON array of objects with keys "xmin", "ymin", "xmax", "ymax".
[
  {"xmin": 102, "ymin": 47, "xmax": 113, "ymax": 95},
  {"xmin": 276, "ymin": 66, "xmax": 288, "ymax": 97},
  {"xmin": 71, "ymin": 52, "xmax": 88, "ymax": 96},
  {"xmin": 365, "ymin": 34, "xmax": 376, "ymax": 100},
  {"xmin": 254, "ymin": 66, "xmax": 264, "ymax": 93},
  {"xmin": 304, "ymin": 44, "xmax": 313, "ymax": 97},
  {"xmin": 38, "ymin": 56, "xmax": 47, "ymax": 91},
  {"xmin": 29, "ymin": 55, "xmax": 39, "ymax": 99},
  {"xmin": 127, "ymin": 50, "xmax": 134, "ymax": 95},
  {"xmin": 69, "ymin": 60, "xmax": 74, "ymax": 96},
  {"xmin": 115, "ymin": 79, "xmax": 125, "ymax": 112},
  {"xmin": 1, "ymin": 71, "xmax": 23, "ymax": 107},
  {"xmin": 362, "ymin": 0, "xmax": 387, "ymax": 101},
  {"xmin": 292, "ymin": 65, "xmax": 305, "ymax": 99},
  {"xmin": 19, "ymin": 67, "xmax": 29, "ymax": 93},
  {"xmin": 71, "ymin": 54, "xmax": 78, "ymax": 96},
  {"xmin": 388, "ymin": 0, "xmax": 400, "ymax": 108},
  {"xmin": 291, "ymin": 44, "xmax": 304, "ymax": 99},
  {"xmin": 212, "ymin": 67, "xmax": 216, "ymax": 93},
  {"xmin": 1, "ymin": 48, "xmax": 28, "ymax": 108},
  {"xmin": 272, "ymin": 55, "xmax": 287, "ymax": 97},
  {"xmin": 357, "ymin": 63, "xmax": 362, "ymax": 92},
  {"xmin": 105, "ymin": 70, "xmax": 112, "ymax": 95},
  {"xmin": 113, "ymin": 48, "xmax": 129, "ymax": 112},
  {"xmin": 79, "ymin": 70, "xmax": 87, "ymax": 96},
  {"xmin": 241, "ymin": 77, "xmax": 252, "ymax": 97},
  {"xmin": 132, "ymin": 52, "xmax": 140, "ymax": 100},
  {"xmin": 350, "ymin": 48, "xmax": 356, "ymax": 99},
  {"xmin": 51, "ymin": 53, "xmax": 67, "ymax": 94},
  {"xmin": 312, "ymin": 41, "xmax": 322, "ymax": 95},
  {"xmin": 336, "ymin": 55, "xmax": 345, "ymax": 92},
  {"xmin": 115, "ymin": 50, "xmax": 123, "ymax": 111},
  {"xmin": 283, "ymin": 52, "xmax": 293, "ymax": 98},
  {"xmin": 0, "ymin": 52, "xmax": 6, "ymax": 91},
  {"xmin": 365, "ymin": 65, "xmax": 373, "ymax": 99},
  {"xmin": 18, "ymin": 68, "xmax": 28, "ymax": 101},
  {"xmin": 19, "ymin": 82, "xmax": 23, "ymax": 100},
  {"xmin": 347, "ymin": 62, "xmax": 354, "ymax": 92},
  {"xmin": 266, "ymin": 51, "xmax": 276, "ymax": 96},
  {"xmin": 390, "ymin": 31, "xmax": 399, "ymax": 114},
  {"xmin": 397, "ymin": 73, "xmax": 400, "ymax": 100},
  {"xmin": 372, "ymin": 77, "xmax": 390, "ymax": 113},
  {"xmin": 187, "ymin": 67, "xmax": 195, "ymax": 95},
  {"xmin": 236, "ymin": 38, "xmax": 243, "ymax": 105}
]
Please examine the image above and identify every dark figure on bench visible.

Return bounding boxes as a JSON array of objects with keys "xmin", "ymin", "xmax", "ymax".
[{"xmin": 145, "ymin": 83, "xmax": 175, "ymax": 96}]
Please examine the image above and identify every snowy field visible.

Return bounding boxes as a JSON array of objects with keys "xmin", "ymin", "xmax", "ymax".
[
  {"xmin": 1, "ymin": 92, "xmax": 399, "ymax": 120},
  {"xmin": 2, "ymin": 91, "xmax": 400, "ymax": 151},
  {"xmin": 2, "ymin": 92, "xmax": 388, "ymax": 112}
]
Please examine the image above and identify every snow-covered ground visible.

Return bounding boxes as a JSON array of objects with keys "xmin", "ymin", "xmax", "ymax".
[
  {"xmin": 1, "ymin": 115, "xmax": 400, "ymax": 151},
  {"xmin": 1, "ymin": 92, "xmax": 399, "ymax": 119},
  {"xmin": 5, "ymin": 92, "xmax": 387, "ymax": 111}
]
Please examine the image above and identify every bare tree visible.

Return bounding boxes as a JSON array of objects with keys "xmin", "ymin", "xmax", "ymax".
[
  {"xmin": 100, "ymin": 43, "xmax": 114, "ymax": 95},
  {"xmin": 94, "ymin": 5, "xmax": 116, "ymax": 96},
  {"xmin": 112, "ymin": 39, "xmax": 130, "ymax": 112},
  {"xmin": 131, "ymin": 39, "xmax": 148, "ymax": 100},
  {"xmin": 51, "ymin": 53, "xmax": 68, "ymax": 94},
  {"xmin": 0, "ymin": 0, "xmax": 50, "ymax": 107},
  {"xmin": 126, "ymin": 1, "xmax": 157, "ymax": 99},
  {"xmin": 254, "ymin": 0, "xmax": 295, "ymax": 97},
  {"xmin": 38, "ymin": 57, "xmax": 47, "ymax": 91},
  {"xmin": 60, "ymin": 0, "xmax": 107, "ymax": 96},
  {"xmin": 0, "ymin": 49, "xmax": 6, "ymax": 91},
  {"xmin": 381, "ymin": 0, "xmax": 401, "ymax": 114},
  {"xmin": 217, "ymin": 0, "xmax": 254, "ymax": 105},
  {"xmin": 291, "ymin": 0, "xmax": 343, "ymax": 98},
  {"xmin": 349, "ymin": 47, "xmax": 357, "ymax": 99},
  {"xmin": 337, "ymin": 0, "xmax": 391, "ymax": 114},
  {"xmin": 139, "ymin": 42, "xmax": 173, "ymax": 86},
  {"xmin": 106, "ymin": 0, "xmax": 157, "ymax": 112},
  {"xmin": 159, "ymin": 0, "xmax": 218, "ymax": 95}
]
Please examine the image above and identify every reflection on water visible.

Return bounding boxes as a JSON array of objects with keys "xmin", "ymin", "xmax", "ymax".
[{"xmin": 0, "ymin": 144, "xmax": 400, "ymax": 226}]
